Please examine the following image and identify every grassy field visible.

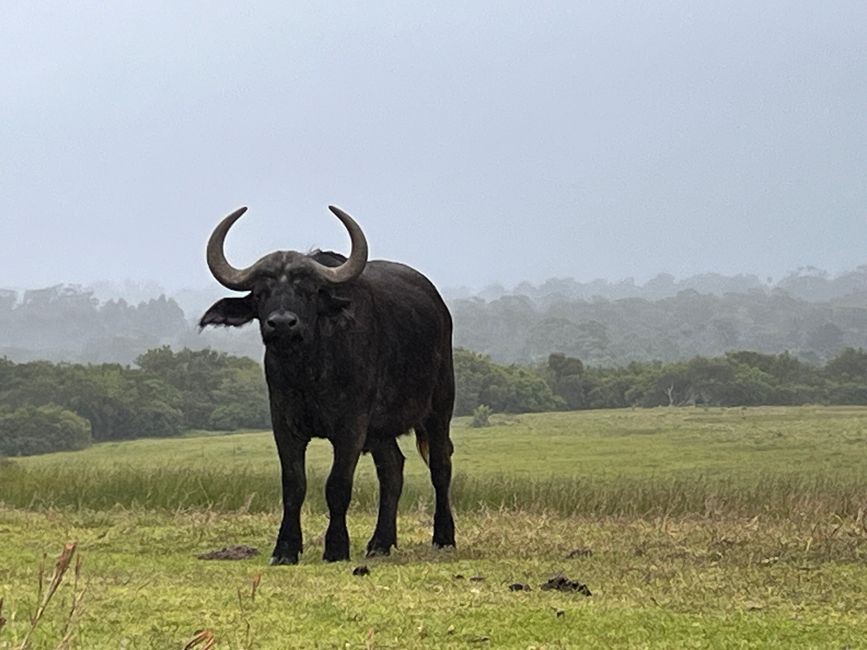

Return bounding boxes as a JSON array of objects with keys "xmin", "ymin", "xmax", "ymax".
[{"xmin": 1, "ymin": 406, "xmax": 866, "ymax": 648}]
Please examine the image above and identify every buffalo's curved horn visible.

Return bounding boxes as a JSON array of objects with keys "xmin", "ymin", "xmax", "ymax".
[
  {"xmin": 310, "ymin": 206, "xmax": 369, "ymax": 284},
  {"xmin": 206, "ymin": 207, "xmax": 259, "ymax": 291}
]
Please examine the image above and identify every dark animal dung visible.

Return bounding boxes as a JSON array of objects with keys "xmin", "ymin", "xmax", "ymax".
[
  {"xmin": 352, "ymin": 565, "xmax": 370, "ymax": 576},
  {"xmin": 196, "ymin": 545, "xmax": 259, "ymax": 561},
  {"xmin": 540, "ymin": 574, "xmax": 592, "ymax": 596},
  {"xmin": 508, "ymin": 582, "xmax": 531, "ymax": 591}
]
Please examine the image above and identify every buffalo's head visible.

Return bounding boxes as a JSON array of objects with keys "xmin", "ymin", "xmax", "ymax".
[{"xmin": 199, "ymin": 206, "xmax": 368, "ymax": 348}]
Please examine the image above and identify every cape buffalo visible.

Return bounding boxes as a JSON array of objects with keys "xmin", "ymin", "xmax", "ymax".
[{"xmin": 200, "ymin": 206, "xmax": 455, "ymax": 564}]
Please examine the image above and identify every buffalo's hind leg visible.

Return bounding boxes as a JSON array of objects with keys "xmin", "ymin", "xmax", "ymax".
[
  {"xmin": 421, "ymin": 414, "xmax": 456, "ymax": 548},
  {"xmin": 366, "ymin": 437, "xmax": 405, "ymax": 557}
]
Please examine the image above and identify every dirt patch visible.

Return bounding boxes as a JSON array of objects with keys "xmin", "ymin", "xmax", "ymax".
[
  {"xmin": 540, "ymin": 574, "xmax": 592, "ymax": 596},
  {"xmin": 566, "ymin": 547, "xmax": 593, "ymax": 559},
  {"xmin": 196, "ymin": 545, "xmax": 259, "ymax": 561}
]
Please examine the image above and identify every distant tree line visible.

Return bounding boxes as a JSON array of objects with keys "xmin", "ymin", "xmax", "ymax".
[
  {"xmin": 456, "ymin": 265, "xmax": 867, "ymax": 304},
  {"xmin": 4, "ymin": 345, "xmax": 867, "ymax": 456},
  {"xmin": 4, "ymin": 265, "xmax": 867, "ymax": 369},
  {"xmin": 0, "ymin": 284, "xmax": 263, "ymax": 365},
  {"xmin": 0, "ymin": 285, "xmax": 189, "ymax": 364},
  {"xmin": 0, "ymin": 347, "xmax": 269, "ymax": 456},
  {"xmin": 453, "ymin": 286, "xmax": 867, "ymax": 366},
  {"xmin": 453, "ymin": 347, "xmax": 867, "ymax": 415}
]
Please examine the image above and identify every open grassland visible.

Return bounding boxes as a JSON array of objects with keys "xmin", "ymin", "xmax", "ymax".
[
  {"xmin": 1, "ymin": 509, "xmax": 866, "ymax": 649},
  {"xmin": 1, "ymin": 406, "xmax": 866, "ymax": 648},
  {"xmin": 2, "ymin": 406, "xmax": 866, "ymax": 518}
]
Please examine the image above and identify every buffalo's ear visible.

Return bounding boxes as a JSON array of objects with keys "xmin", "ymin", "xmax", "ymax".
[{"xmin": 199, "ymin": 295, "xmax": 257, "ymax": 328}]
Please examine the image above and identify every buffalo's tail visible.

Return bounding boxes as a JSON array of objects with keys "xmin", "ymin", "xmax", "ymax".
[{"xmin": 414, "ymin": 426, "xmax": 430, "ymax": 466}]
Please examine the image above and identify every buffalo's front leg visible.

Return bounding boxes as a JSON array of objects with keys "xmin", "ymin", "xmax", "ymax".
[
  {"xmin": 323, "ymin": 437, "xmax": 364, "ymax": 562},
  {"xmin": 271, "ymin": 435, "xmax": 308, "ymax": 565},
  {"xmin": 366, "ymin": 437, "xmax": 405, "ymax": 556}
]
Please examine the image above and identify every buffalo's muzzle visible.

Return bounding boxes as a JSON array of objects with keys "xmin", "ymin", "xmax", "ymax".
[{"xmin": 264, "ymin": 311, "xmax": 302, "ymax": 339}]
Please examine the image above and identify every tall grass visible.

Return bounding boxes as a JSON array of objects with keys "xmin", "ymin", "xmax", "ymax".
[
  {"xmin": 2, "ymin": 462, "xmax": 863, "ymax": 519},
  {"xmin": 5, "ymin": 407, "xmax": 867, "ymax": 521}
]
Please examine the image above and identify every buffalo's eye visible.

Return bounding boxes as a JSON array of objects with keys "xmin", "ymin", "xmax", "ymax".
[{"xmin": 292, "ymin": 279, "xmax": 316, "ymax": 295}]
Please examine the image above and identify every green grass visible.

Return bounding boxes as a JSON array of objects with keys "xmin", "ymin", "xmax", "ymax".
[
  {"xmin": 0, "ymin": 510, "xmax": 865, "ymax": 649},
  {"xmin": 18, "ymin": 405, "xmax": 867, "ymax": 481},
  {"xmin": 1, "ymin": 406, "xmax": 866, "ymax": 648},
  {"xmin": 2, "ymin": 406, "xmax": 866, "ymax": 518}
]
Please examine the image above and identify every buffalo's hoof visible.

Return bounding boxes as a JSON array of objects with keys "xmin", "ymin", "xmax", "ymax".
[
  {"xmin": 365, "ymin": 544, "xmax": 392, "ymax": 558},
  {"xmin": 433, "ymin": 517, "xmax": 455, "ymax": 549},
  {"xmin": 269, "ymin": 554, "xmax": 299, "ymax": 566}
]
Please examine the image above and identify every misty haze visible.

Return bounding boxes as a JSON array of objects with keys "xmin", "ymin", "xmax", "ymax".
[
  {"xmin": 3, "ymin": 266, "xmax": 867, "ymax": 366},
  {"xmin": 3, "ymin": 2, "xmax": 866, "ymax": 294}
]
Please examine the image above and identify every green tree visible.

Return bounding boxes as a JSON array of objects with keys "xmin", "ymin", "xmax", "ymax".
[
  {"xmin": 453, "ymin": 348, "xmax": 563, "ymax": 415},
  {"xmin": 137, "ymin": 346, "xmax": 268, "ymax": 430},
  {"xmin": 826, "ymin": 347, "xmax": 867, "ymax": 381},
  {"xmin": 543, "ymin": 353, "xmax": 586, "ymax": 409}
]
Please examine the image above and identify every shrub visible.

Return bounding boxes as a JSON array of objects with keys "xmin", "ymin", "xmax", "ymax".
[
  {"xmin": 0, "ymin": 404, "xmax": 92, "ymax": 456},
  {"xmin": 471, "ymin": 404, "xmax": 493, "ymax": 428}
]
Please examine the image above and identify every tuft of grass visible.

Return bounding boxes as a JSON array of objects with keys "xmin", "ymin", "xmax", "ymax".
[
  {"xmin": 8, "ymin": 542, "xmax": 84, "ymax": 650},
  {"xmin": 182, "ymin": 629, "xmax": 216, "ymax": 650}
]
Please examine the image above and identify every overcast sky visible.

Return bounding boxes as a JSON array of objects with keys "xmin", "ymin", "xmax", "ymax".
[{"xmin": 2, "ymin": 1, "xmax": 865, "ymax": 295}]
